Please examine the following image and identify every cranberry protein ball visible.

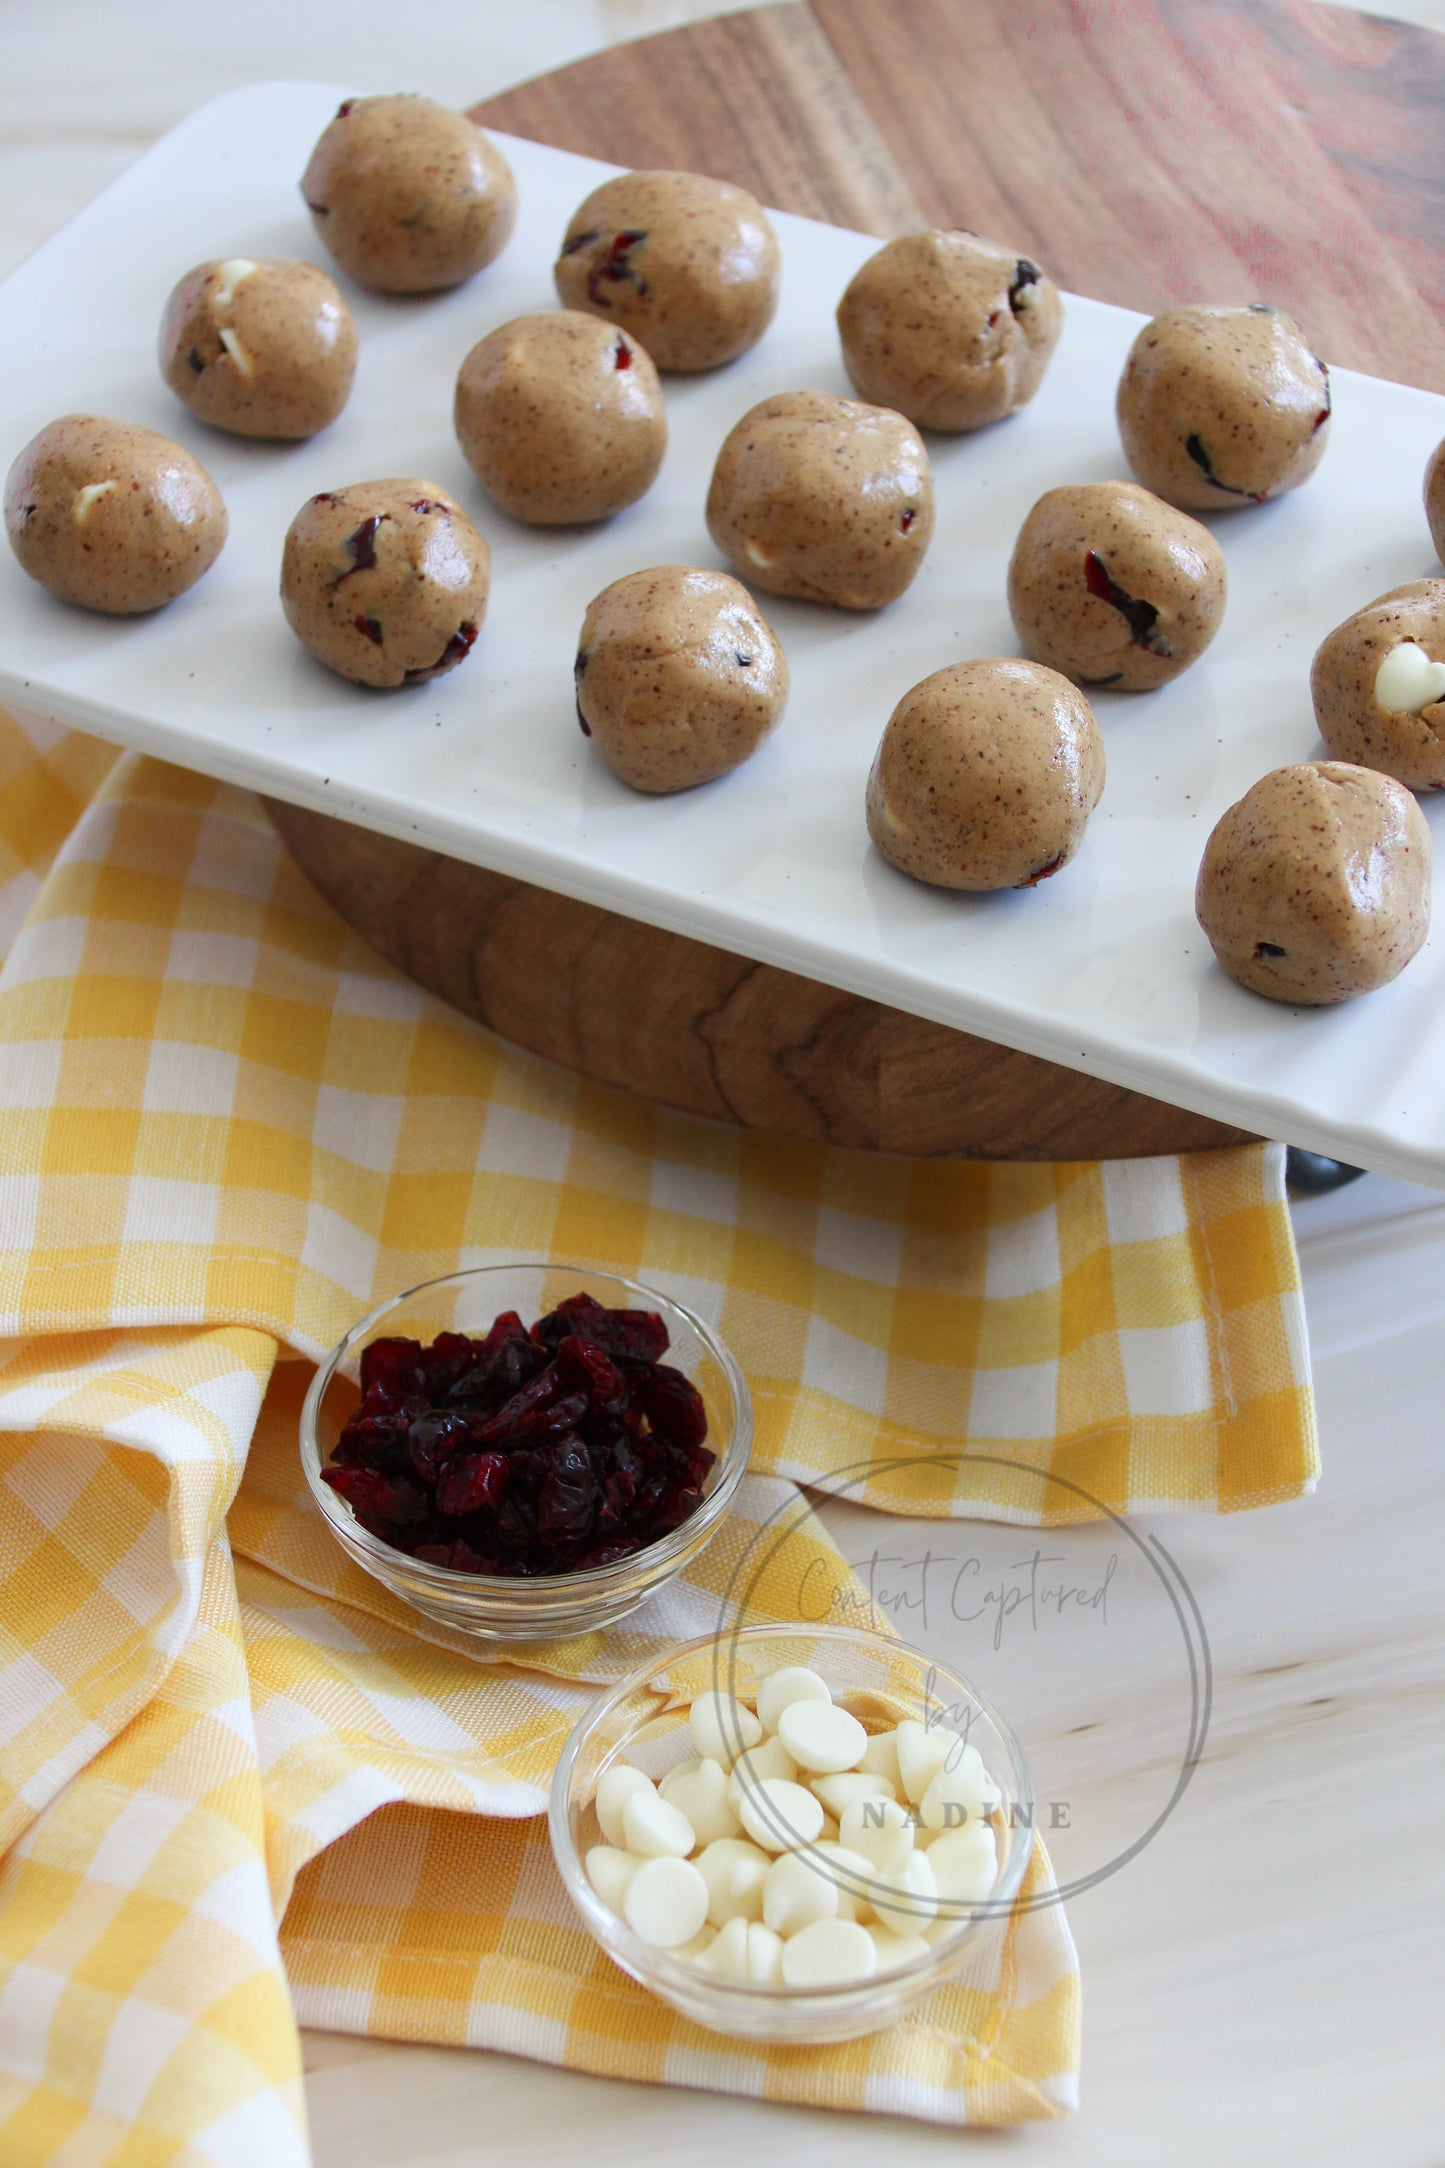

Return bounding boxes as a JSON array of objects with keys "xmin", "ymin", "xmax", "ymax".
[
  {"xmin": 554, "ymin": 169, "xmax": 780, "ymax": 373},
  {"xmin": 575, "ymin": 566, "xmax": 788, "ymax": 793},
  {"xmin": 706, "ymin": 391, "xmax": 934, "ymax": 610},
  {"xmin": 1310, "ymin": 580, "xmax": 1445, "ymax": 793},
  {"xmin": 1195, "ymin": 762, "xmax": 1431, "ymax": 1004},
  {"xmin": 836, "ymin": 230, "xmax": 1063, "ymax": 433},
  {"xmin": 583, "ymin": 1664, "xmax": 1003, "ymax": 1986},
  {"xmin": 1425, "ymin": 436, "xmax": 1445, "ymax": 565},
  {"xmin": 301, "ymin": 94, "xmax": 516, "ymax": 294},
  {"xmin": 321, "ymin": 1291, "xmax": 715, "ymax": 1576},
  {"xmin": 158, "ymin": 256, "xmax": 358, "ymax": 440},
  {"xmin": 866, "ymin": 658, "xmax": 1105, "ymax": 891},
  {"xmin": 4, "ymin": 413, "xmax": 226, "ymax": 613},
  {"xmin": 1116, "ymin": 303, "xmax": 1331, "ymax": 511},
  {"xmin": 1007, "ymin": 480, "xmax": 1227, "ymax": 692},
  {"xmin": 454, "ymin": 312, "xmax": 667, "ymax": 525},
  {"xmin": 280, "ymin": 481, "xmax": 490, "ymax": 688}
]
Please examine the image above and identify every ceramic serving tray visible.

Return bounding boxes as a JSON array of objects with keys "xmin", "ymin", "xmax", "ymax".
[{"xmin": 1, "ymin": 81, "xmax": 1443, "ymax": 1187}]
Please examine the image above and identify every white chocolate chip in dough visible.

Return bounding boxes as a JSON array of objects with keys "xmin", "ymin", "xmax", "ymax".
[
  {"xmin": 743, "ymin": 539, "xmax": 774, "ymax": 569},
  {"xmin": 780, "ymin": 1917, "xmax": 878, "ymax": 1988},
  {"xmin": 595, "ymin": 1763, "xmax": 654, "ymax": 1848},
  {"xmin": 212, "ymin": 257, "xmax": 259, "ymax": 309},
  {"xmin": 71, "ymin": 480, "xmax": 117, "ymax": 524},
  {"xmin": 689, "ymin": 1689, "xmax": 762, "ymax": 1769},
  {"xmin": 777, "ymin": 1699, "xmax": 867, "ymax": 1775},
  {"xmin": 737, "ymin": 1776, "xmax": 825, "ymax": 1853},
  {"xmin": 622, "ymin": 1788, "xmax": 696, "ymax": 1859},
  {"xmin": 756, "ymin": 1665, "xmax": 831, "ymax": 1735},
  {"xmin": 1375, "ymin": 640, "xmax": 1445, "ymax": 714},
  {"xmin": 218, "ymin": 326, "xmax": 255, "ymax": 378},
  {"xmin": 623, "ymin": 1855, "xmax": 710, "ymax": 1948}
]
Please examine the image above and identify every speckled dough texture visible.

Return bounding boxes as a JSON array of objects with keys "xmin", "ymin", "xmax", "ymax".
[
  {"xmin": 1426, "ymin": 437, "xmax": 1445, "ymax": 564},
  {"xmin": 4, "ymin": 412, "xmax": 226, "ymax": 613},
  {"xmin": 1310, "ymin": 580, "xmax": 1445, "ymax": 792},
  {"xmin": 866, "ymin": 657, "xmax": 1105, "ymax": 891},
  {"xmin": 1195, "ymin": 762, "xmax": 1431, "ymax": 1004},
  {"xmin": 554, "ymin": 169, "xmax": 780, "ymax": 373},
  {"xmin": 575, "ymin": 565, "xmax": 788, "ymax": 793},
  {"xmin": 158, "ymin": 256, "xmax": 357, "ymax": 439},
  {"xmin": 454, "ymin": 312, "xmax": 666, "ymax": 525},
  {"xmin": 706, "ymin": 391, "xmax": 934, "ymax": 610},
  {"xmin": 301, "ymin": 95, "xmax": 516, "ymax": 294},
  {"xmin": 1117, "ymin": 304, "xmax": 1332, "ymax": 511},
  {"xmin": 280, "ymin": 480, "xmax": 490, "ymax": 688},
  {"xmin": 836, "ymin": 230, "xmax": 1063, "ymax": 433},
  {"xmin": 1007, "ymin": 480, "xmax": 1227, "ymax": 692}
]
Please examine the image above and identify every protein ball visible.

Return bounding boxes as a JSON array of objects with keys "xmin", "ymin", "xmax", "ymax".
[
  {"xmin": 1007, "ymin": 480, "xmax": 1227, "ymax": 692},
  {"xmin": 280, "ymin": 480, "xmax": 490, "ymax": 688},
  {"xmin": 1195, "ymin": 762, "xmax": 1431, "ymax": 1004},
  {"xmin": 575, "ymin": 565, "xmax": 788, "ymax": 793},
  {"xmin": 158, "ymin": 257, "xmax": 358, "ymax": 440},
  {"xmin": 706, "ymin": 391, "xmax": 933, "ymax": 610},
  {"xmin": 454, "ymin": 312, "xmax": 666, "ymax": 525},
  {"xmin": 836, "ymin": 229, "xmax": 1063, "ymax": 433},
  {"xmin": 1310, "ymin": 580, "xmax": 1445, "ymax": 793},
  {"xmin": 4, "ymin": 413, "xmax": 226, "ymax": 614},
  {"xmin": 300, "ymin": 94, "xmax": 516, "ymax": 294},
  {"xmin": 554, "ymin": 169, "xmax": 779, "ymax": 373},
  {"xmin": 866, "ymin": 658, "xmax": 1105, "ymax": 891},
  {"xmin": 1116, "ymin": 304, "xmax": 1332, "ymax": 511},
  {"xmin": 1425, "ymin": 437, "xmax": 1445, "ymax": 565}
]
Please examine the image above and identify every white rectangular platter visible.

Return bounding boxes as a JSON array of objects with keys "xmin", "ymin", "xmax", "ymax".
[{"xmin": 2, "ymin": 81, "xmax": 1444, "ymax": 1187}]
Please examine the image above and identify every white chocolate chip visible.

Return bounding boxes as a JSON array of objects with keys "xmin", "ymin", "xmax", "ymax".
[
  {"xmin": 585, "ymin": 1844, "xmax": 644, "ymax": 1912},
  {"xmin": 928, "ymin": 1822, "xmax": 998, "ymax": 1908},
  {"xmin": 694, "ymin": 1913, "xmax": 751, "ymax": 1980},
  {"xmin": 780, "ymin": 1917, "xmax": 878, "ymax": 1988},
  {"xmin": 762, "ymin": 1848, "xmax": 841, "ymax": 1936},
  {"xmin": 756, "ymin": 1665, "xmax": 831, "ymax": 1734},
  {"xmin": 737, "ymin": 1776, "xmax": 825, "ymax": 1853},
  {"xmin": 595, "ymin": 1763, "xmax": 654, "ymax": 1848},
  {"xmin": 839, "ymin": 1794, "xmax": 914, "ymax": 1873},
  {"xmin": 896, "ymin": 1719, "xmax": 961, "ymax": 1805},
  {"xmin": 918, "ymin": 1742, "xmax": 999, "ymax": 1832},
  {"xmin": 857, "ymin": 1730, "xmax": 902, "ymax": 1790},
  {"xmin": 695, "ymin": 1836, "xmax": 770, "ymax": 1927},
  {"xmin": 746, "ymin": 1920, "xmax": 784, "ymax": 1985},
  {"xmin": 689, "ymin": 1690, "xmax": 762, "ymax": 1769},
  {"xmin": 674, "ymin": 1925, "xmax": 717, "ymax": 1963},
  {"xmin": 71, "ymin": 480, "xmax": 116, "ymax": 524},
  {"xmin": 218, "ymin": 326, "xmax": 254, "ymax": 378},
  {"xmin": 777, "ymin": 1699, "xmax": 868, "ymax": 1775},
  {"xmin": 659, "ymin": 1756, "xmax": 740, "ymax": 1847},
  {"xmin": 867, "ymin": 1848, "xmax": 938, "ymax": 1936},
  {"xmin": 866, "ymin": 1924, "xmax": 932, "ymax": 1973},
  {"xmin": 1375, "ymin": 640, "xmax": 1445, "ymax": 714},
  {"xmin": 726, "ymin": 1735, "xmax": 797, "ymax": 1811},
  {"xmin": 810, "ymin": 1770, "xmax": 897, "ymax": 1819},
  {"xmin": 622, "ymin": 1789, "xmax": 696, "ymax": 1860},
  {"xmin": 212, "ymin": 257, "xmax": 258, "ymax": 310},
  {"xmin": 623, "ymin": 1855, "xmax": 710, "ymax": 1948},
  {"xmin": 812, "ymin": 1841, "xmax": 875, "ymax": 1923}
]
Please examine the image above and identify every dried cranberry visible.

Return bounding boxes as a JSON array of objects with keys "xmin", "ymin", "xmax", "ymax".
[
  {"xmin": 641, "ymin": 1363, "xmax": 708, "ymax": 1448},
  {"xmin": 404, "ymin": 620, "xmax": 479, "ymax": 682},
  {"xmin": 585, "ymin": 228, "xmax": 649, "ymax": 307},
  {"xmin": 1083, "ymin": 550, "xmax": 1172, "ymax": 657},
  {"xmin": 407, "ymin": 1409, "xmax": 469, "ymax": 1486},
  {"xmin": 321, "ymin": 1464, "xmax": 428, "ymax": 1525},
  {"xmin": 360, "ymin": 1336, "xmax": 425, "ymax": 1402},
  {"xmin": 614, "ymin": 338, "xmax": 632, "ymax": 370},
  {"xmin": 556, "ymin": 1334, "xmax": 628, "ymax": 1413},
  {"xmin": 331, "ymin": 513, "xmax": 383, "ymax": 587},
  {"xmin": 354, "ymin": 613, "xmax": 384, "ymax": 645},
  {"xmin": 536, "ymin": 1436, "xmax": 599, "ymax": 1545},
  {"xmin": 1007, "ymin": 259, "xmax": 1041, "ymax": 315},
  {"xmin": 437, "ymin": 1449, "xmax": 509, "ymax": 1517},
  {"xmin": 1016, "ymin": 852, "xmax": 1067, "ymax": 889}
]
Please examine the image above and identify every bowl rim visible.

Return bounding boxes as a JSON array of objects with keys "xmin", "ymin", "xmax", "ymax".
[
  {"xmin": 548, "ymin": 1620, "xmax": 1037, "ymax": 2010},
  {"xmin": 299, "ymin": 1259, "xmax": 753, "ymax": 1599}
]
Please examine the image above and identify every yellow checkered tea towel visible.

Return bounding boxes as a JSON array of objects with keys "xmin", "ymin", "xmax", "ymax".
[{"xmin": 0, "ymin": 711, "xmax": 1316, "ymax": 2161}]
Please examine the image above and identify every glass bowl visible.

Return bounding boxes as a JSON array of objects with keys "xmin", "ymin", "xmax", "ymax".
[
  {"xmin": 549, "ymin": 1623, "xmax": 1035, "ymax": 2043},
  {"xmin": 300, "ymin": 1262, "xmax": 752, "ymax": 1642}
]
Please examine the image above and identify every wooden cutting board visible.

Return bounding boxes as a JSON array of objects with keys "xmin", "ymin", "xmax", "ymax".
[{"xmin": 265, "ymin": 0, "xmax": 1445, "ymax": 1159}]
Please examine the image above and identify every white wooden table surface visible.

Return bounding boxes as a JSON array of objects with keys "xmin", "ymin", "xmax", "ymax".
[{"xmin": 3, "ymin": 6, "xmax": 1444, "ymax": 2163}]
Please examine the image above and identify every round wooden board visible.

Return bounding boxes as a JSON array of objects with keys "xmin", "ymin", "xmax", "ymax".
[{"xmin": 267, "ymin": 0, "xmax": 1445, "ymax": 1160}]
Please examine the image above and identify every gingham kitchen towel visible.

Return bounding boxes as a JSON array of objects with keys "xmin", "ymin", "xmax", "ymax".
[{"xmin": 0, "ymin": 706, "xmax": 1320, "ymax": 2161}]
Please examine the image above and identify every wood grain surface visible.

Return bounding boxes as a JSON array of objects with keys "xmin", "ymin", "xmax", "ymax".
[{"xmin": 269, "ymin": 0, "xmax": 1444, "ymax": 1158}]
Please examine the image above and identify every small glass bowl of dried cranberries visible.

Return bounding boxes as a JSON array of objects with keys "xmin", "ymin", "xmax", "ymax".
[{"xmin": 300, "ymin": 1263, "xmax": 752, "ymax": 1641}]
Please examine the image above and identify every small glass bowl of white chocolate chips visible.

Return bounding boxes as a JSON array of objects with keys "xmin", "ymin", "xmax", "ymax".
[{"xmin": 549, "ymin": 1624, "xmax": 1034, "ymax": 2042}]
